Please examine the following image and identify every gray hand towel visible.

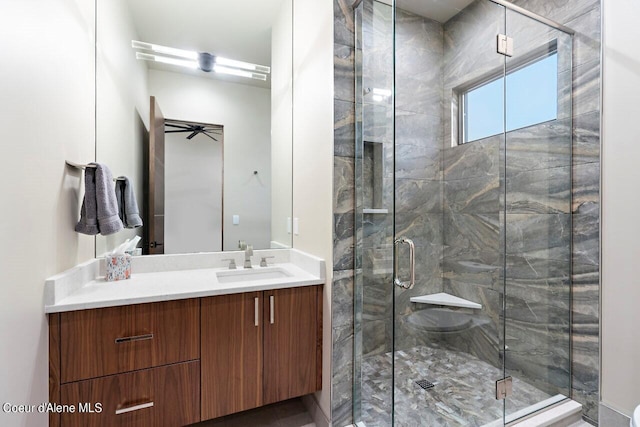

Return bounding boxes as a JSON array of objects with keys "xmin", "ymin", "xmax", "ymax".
[
  {"xmin": 75, "ymin": 163, "xmax": 123, "ymax": 235},
  {"xmin": 115, "ymin": 177, "xmax": 143, "ymax": 229},
  {"xmin": 74, "ymin": 166, "xmax": 99, "ymax": 235}
]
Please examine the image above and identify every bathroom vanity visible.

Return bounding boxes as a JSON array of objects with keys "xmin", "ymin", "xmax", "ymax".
[{"xmin": 45, "ymin": 249, "xmax": 324, "ymax": 427}]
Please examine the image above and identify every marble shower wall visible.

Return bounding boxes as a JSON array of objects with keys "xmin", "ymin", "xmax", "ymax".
[
  {"xmin": 332, "ymin": 0, "xmax": 356, "ymax": 425},
  {"xmin": 441, "ymin": 0, "xmax": 601, "ymax": 422},
  {"xmin": 355, "ymin": 1, "xmax": 446, "ymax": 359},
  {"xmin": 514, "ymin": 1, "xmax": 602, "ymax": 423},
  {"xmin": 439, "ymin": 3, "xmax": 507, "ymax": 377},
  {"xmin": 360, "ymin": 0, "xmax": 394, "ymax": 359},
  {"xmin": 392, "ymin": 8, "xmax": 445, "ymax": 353}
]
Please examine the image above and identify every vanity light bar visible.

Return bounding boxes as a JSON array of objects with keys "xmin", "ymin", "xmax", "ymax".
[
  {"xmin": 131, "ymin": 40, "xmax": 198, "ymax": 60},
  {"xmin": 136, "ymin": 52, "xmax": 199, "ymax": 70},
  {"xmin": 215, "ymin": 57, "xmax": 270, "ymax": 74},
  {"xmin": 214, "ymin": 65, "xmax": 267, "ymax": 81},
  {"xmin": 132, "ymin": 40, "xmax": 270, "ymax": 80}
]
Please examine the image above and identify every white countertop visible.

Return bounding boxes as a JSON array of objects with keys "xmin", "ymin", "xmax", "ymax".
[{"xmin": 44, "ymin": 249, "xmax": 325, "ymax": 313}]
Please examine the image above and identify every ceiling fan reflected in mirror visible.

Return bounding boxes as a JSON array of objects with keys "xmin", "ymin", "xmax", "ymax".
[
  {"xmin": 132, "ymin": 40, "xmax": 270, "ymax": 81},
  {"xmin": 165, "ymin": 119, "xmax": 223, "ymax": 142}
]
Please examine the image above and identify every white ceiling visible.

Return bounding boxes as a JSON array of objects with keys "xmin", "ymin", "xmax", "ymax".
[
  {"xmin": 125, "ymin": 0, "xmax": 287, "ymax": 87},
  {"xmin": 396, "ymin": 0, "xmax": 475, "ymax": 23}
]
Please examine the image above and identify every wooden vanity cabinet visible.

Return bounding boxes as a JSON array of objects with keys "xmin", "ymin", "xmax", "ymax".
[
  {"xmin": 49, "ymin": 285, "xmax": 322, "ymax": 427},
  {"xmin": 200, "ymin": 285, "xmax": 323, "ymax": 422}
]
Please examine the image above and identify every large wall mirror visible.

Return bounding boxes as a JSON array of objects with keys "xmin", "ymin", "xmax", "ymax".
[{"xmin": 95, "ymin": 0, "xmax": 293, "ymax": 256}]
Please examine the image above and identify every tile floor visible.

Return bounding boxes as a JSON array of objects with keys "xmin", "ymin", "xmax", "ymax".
[
  {"xmin": 193, "ymin": 398, "xmax": 315, "ymax": 427},
  {"xmin": 359, "ymin": 344, "xmax": 553, "ymax": 426}
]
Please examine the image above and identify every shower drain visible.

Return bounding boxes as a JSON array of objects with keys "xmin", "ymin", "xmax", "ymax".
[{"xmin": 415, "ymin": 379, "xmax": 435, "ymax": 390}]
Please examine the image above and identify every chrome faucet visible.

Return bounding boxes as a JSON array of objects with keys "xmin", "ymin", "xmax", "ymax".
[{"xmin": 244, "ymin": 244, "xmax": 253, "ymax": 268}]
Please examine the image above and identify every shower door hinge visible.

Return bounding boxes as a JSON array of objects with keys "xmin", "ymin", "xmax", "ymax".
[
  {"xmin": 495, "ymin": 376, "xmax": 513, "ymax": 400},
  {"xmin": 497, "ymin": 34, "xmax": 514, "ymax": 56}
]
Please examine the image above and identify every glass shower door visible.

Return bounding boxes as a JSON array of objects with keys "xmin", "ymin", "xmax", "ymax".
[
  {"xmin": 354, "ymin": 1, "xmax": 396, "ymax": 425},
  {"xmin": 502, "ymin": 9, "xmax": 573, "ymax": 422},
  {"xmin": 354, "ymin": 1, "xmax": 574, "ymax": 426},
  {"xmin": 392, "ymin": 1, "xmax": 508, "ymax": 426}
]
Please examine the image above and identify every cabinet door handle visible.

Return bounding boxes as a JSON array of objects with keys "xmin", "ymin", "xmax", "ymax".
[
  {"xmin": 254, "ymin": 297, "xmax": 259, "ymax": 327},
  {"xmin": 269, "ymin": 295, "xmax": 275, "ymax": 324},
  {"xmin": 115, "ymin": 401, "xmax": 154, "ymax": 415},
  {"xmin": 115, "ymin": 333, "xmax": 154, "ymax": 344}
]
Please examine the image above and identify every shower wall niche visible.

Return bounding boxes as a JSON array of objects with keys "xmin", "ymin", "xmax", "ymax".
[{"xmin": 362, "ymin": 141, "xmax": 386, "ymax": 213}]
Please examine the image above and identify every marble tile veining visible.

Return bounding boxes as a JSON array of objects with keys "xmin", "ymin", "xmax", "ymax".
[
  {"xmin": 335, "ymin": 99, "xmax": 356, "ymax": 158},
  {"xmin": 359, "ymin": 344, "xmax": 551, "ymax": 427},
  {"xmin": 335, "ymin": 44, "xmax": 356, "ymax": 103},
  {"xmin": 334, "ymin": 0, "xmax": 355, "ymax": 47}
]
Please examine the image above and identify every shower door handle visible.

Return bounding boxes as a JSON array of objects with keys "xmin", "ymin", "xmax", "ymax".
[{"xmin": 394, "ymin": 237, "xmax": 415, "ymax": 289}]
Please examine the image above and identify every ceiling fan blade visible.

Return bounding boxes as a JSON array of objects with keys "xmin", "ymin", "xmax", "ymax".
[
  {"xmin": 165, "ymin": 123, "xmax": 193, "ymax": 130},
  {"xmin": 201, "ymin": 132, "xmax": 219, "ymax": 142},
  {"xmin": 165, "ymin": 129, "xmax": 193, "ymax": 133},
  {"xmin": 186, "ymin": 131, "xmax": 199, "ymax": 139}
]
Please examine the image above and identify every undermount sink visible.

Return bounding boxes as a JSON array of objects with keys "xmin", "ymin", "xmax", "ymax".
[{"xmin": 216, "ymin": 267, "xmax": 292, "ymax": 283}]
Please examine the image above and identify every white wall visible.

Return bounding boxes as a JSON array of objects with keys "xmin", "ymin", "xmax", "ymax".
[
  {"xmin": 271, "ymin": 0, "xmax": 294, "ymax": 249},
  {"xmin": 95, "ymin": 0, "xmax": 149, "ymax": 255},
  {"xmin": 148, "ymin": 69, "xmax": 272, "ymax": 251},
  {"xmin": 0, "ymin": 0, "xmax": 96, "ymax": 425},
  {"xmin": 601, "ymin": 0, "xmax": 640, "ymax": 417},
  {"xmin": 165, "ymin": 132, "xmax": 223, "ymax": 253},
  {"xmin": 292, "ymin": 0, "xmax": 335, "ymax": 420}
]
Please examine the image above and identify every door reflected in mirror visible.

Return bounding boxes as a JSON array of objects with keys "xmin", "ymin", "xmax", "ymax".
[{"xmin": 95, "ymin": 0, "xmax": 293, "ymax": 256}]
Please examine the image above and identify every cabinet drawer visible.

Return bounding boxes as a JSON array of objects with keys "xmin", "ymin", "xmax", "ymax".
[
  {"xmin": 60, "ymin": 361, "xmax": 200, "ymax": 427},
  {"xmin": 60, "ymin": 299, "xmax": 199, "ymax": 383}
]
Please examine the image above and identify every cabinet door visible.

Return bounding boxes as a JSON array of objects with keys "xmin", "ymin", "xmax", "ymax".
[
  {"xmin": 201, "ymin": 293, "xmax": 263, "ymax": 420},
  {"xmin": 263, "ymin": 285, "xmax": 322, "ymax": 404}
]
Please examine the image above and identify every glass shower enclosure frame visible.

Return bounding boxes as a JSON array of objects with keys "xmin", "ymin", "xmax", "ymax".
[{"xmin": 353, "ymin": 0, "xmax": 574, "ymax": 425}]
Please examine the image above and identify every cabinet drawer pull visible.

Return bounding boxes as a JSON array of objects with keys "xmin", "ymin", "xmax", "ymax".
[
  {"xmin": 115, "ymin": 333, "xmax": 154, "ymax": 344},
  {"xmin": 269, "ymin": 295, "xmax": 275, "ymax": 324},
  {"xmin": 254, "ymin": 297, "xmax": 259, "ymax": 326},
  {"xmin": 115, "ymin": 401, "xmax": 154, "ymax": 415}
]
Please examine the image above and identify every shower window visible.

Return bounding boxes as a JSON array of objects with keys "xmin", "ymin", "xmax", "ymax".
[{"xmin": 461, "ymin": 50, "xmax": 558, "ymax": 144}]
